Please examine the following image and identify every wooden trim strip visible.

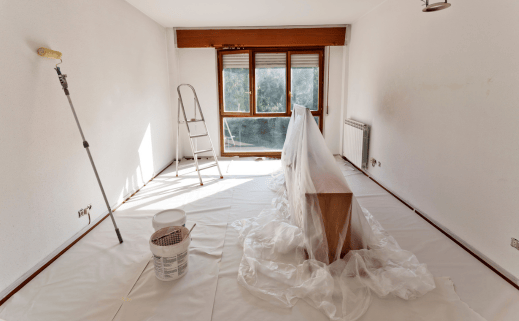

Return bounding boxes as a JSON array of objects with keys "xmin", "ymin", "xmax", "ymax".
[
  {"xmin": 0, "ymin": 160, "xmax": 176, "ymax": 307},
  {"xmin": 341, "ymin": 156, "xmax": 519, "ymax": 291},
  {"xmin": 223, "ymin": 152, "xmax": 282, "ymax": 158},
  {"xmin": 177, "ymin": 28, "xmax": 346, "ymax": 48}
]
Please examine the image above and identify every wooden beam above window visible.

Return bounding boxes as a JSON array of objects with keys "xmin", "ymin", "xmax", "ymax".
[{"xmin": 176, "ymin": 27, "xmax": 346, "ymax": 48}]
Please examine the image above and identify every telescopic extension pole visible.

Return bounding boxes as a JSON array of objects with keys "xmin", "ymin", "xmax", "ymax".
[{"xmin": 54, "ymin": 66, "xmax": 123, "ymax": 244}]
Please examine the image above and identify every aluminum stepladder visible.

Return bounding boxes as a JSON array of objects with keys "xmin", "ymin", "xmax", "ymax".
[{"xmin": 176, "ymin": 84, "xmax": 223, "ymax": 185}]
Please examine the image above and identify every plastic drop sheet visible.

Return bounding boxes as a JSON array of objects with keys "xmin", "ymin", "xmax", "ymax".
[
  {"xmin": 0, "ymin": 156, "xmax": 508, "ymax": 320},
  {"xmin": 233, "ymin": 105, "xmax": 436, "ymax": 320}
]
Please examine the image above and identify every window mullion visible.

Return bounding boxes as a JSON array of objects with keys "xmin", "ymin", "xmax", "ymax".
[
  {"xmin": 251, "ymin": 50, "xmax": 257, "ymax": 117},
  {"xmin": 286, "ymin": 51, "xmax": 291, "ymax": 117},
  {"xmin": 319, "ymin": 50, "xmax": 324, "ymax": 115},
  {"xmin": 249, "ymin": 50, "xmax": 254, "ymax": 117}
]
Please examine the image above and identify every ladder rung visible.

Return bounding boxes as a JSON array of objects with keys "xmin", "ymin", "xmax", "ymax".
[
  {"xmin": 190, "ymin": 133, "xmax": 208, "ymax": 138},
  {"xmin": 197, "ymin": 163, "xmax": 217, "ymax": 171},
  {"xmin": 187, "ymin": 119, "xmax": 204, "ymax": 123},
  {"xmin": 194, "ymin": 149, "xmax": 212, "ymax": 154}
]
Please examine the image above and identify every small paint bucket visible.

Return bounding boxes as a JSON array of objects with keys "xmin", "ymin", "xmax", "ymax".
[
  {"xmin": 149, "ymin": 226, "xmax": 190, "ymax": 281},
  {"xmin": 152, "ymin": 209, "xmax": 186, "ymax": 231}
]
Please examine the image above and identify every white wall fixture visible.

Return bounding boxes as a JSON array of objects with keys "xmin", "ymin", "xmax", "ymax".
[
  {"xmin": 422, "ymin": 0, "xmax": 452, "ymax": 12},
  {"xmin": 77, "ymin": 204, "xmax": 91, "ymax": 219},
  {"xmin": 343, "ymin": 119, "xmax": 370, "ymax": 170}
]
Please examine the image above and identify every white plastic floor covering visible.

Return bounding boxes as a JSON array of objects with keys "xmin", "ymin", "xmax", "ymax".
[{"xmin": 1, "ymin": 157, "xmax": 518, "ymax": 321}]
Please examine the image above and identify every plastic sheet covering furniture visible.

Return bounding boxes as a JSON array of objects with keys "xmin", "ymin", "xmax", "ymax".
[{"xmin": 233, "ymin": 105, "xmax": 437, "ymax": 320}]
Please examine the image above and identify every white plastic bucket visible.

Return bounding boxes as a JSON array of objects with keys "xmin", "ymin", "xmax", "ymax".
[
  {"xmin": 152, "ymin": 209, "xmax": 186, "ymax": 231},
  {"xmin": 149, "ymin": 226, "xmax": 190, "ymax": 281}
]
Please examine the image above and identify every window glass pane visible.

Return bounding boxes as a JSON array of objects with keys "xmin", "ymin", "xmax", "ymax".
[
  {"xmin": 291, "ymin": 54, "xmax": 319, "ymax": 111},
  {"xmin": 223, "ymin": 54, "xmax": 249, "ymax": 112},
  {"xmin": 223, "ymin": 116, "xmax": 320, "ymax": 153},
  {"xmin": 255, "ymin": 53, "xmax": 286, "ymax": 113},
  {"xmin": 223, "ymin": 117, "xmax": 290, "ymax": 152}
]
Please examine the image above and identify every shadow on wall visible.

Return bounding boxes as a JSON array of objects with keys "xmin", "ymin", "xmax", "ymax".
[{"xmin": 117, "ymin": 123, "xmax": 155, "ymax": 205}]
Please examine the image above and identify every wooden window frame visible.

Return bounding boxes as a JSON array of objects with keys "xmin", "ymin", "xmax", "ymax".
[{"xmin": 218, "ymin": 47, "xmax": 325, "ymax": 157}]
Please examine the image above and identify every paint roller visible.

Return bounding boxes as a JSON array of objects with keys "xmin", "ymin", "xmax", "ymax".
[
  {"xmin": 37, "ymin": 48, "xmax": 63, "ymax": 60},
  {"xmin": 37, "ymin": 47, "xmax": 123, "ymax": 244}
]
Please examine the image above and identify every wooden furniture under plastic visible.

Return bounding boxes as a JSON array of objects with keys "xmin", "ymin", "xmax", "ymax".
[
  {"xmin": 315, "ymin": 192, "xmax": 355, "ymax": 263},
  {"xmin": 302, "ymin": 190, "xmax": 361, "ymax": 264}
]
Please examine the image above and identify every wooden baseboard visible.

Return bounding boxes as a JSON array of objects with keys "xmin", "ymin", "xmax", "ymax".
[
  {"xmin": 0, "ymin": 160, "xmax": 176, "ymax": 306},
  {"xmin": 341, "ymin": 155, "xmax": 519, "ymax": 291}
]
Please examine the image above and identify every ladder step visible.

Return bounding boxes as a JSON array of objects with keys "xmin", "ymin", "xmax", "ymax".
[
  {"xmin": 187, "ymin": 119, "xmax": 204, "ymax": 123},
  {"xmin": 198, "ymin": 163, "xmax": 217, "ymax": 171},
  {"xmin": 194, "ymin": 149, "xmax": 212, "ymax": 154},
  {"xmin": 190, "ymin": 133, "xmax": 208, "ymax": 138}
]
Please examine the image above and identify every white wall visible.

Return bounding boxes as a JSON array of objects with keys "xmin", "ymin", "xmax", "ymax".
[
  {"xmin": 324, "ymin": 46, "xmax": 346, "ymax": 155},
  {"xmin": 167, "ymin": 28, "xmax": 183, "ymax": 159},
  {"xmin": 171, "ymin": 42, "xmax": 345, "ymax": 157},
  {"xmin": 347, "ymin": 0, "xmax": 519, "ymax": 280},
  {"xmin": 176, "ymin": 48, "xmax": 220, "ymax": 158},
  {"xmin": 339, "ymin": 27, "xmax": 351, "ymax": 157},
  {"xmin": 0, "ymin": 0, "xmax": 173, "ymax": 293}
]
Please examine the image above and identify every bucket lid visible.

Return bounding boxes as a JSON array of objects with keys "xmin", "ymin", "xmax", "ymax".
[{"xmin": 153, "ymin": 209, "xmax": 186, "ymax": 226}]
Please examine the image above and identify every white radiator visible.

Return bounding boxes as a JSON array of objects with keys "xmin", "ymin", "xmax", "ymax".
[{"xmin": 342, "ymin": 119, "xmax": 370, "ymax": 170}]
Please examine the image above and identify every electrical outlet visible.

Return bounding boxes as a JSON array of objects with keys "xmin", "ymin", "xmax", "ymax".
[
  {"xmin": 512, "ymin": 238, "xmax": 519, "ymax": 250},
  {"xmin": 78, "ymin": 204, "xmax": 92, "ymax": 218}
]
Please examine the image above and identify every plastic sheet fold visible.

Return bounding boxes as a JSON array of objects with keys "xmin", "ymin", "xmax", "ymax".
[{"xmin": 233, "ymin": 105, "xmax": 436, "ymax": 320}]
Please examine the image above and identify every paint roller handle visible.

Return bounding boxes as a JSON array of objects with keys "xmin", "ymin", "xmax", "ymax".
[
  {"xmin": 54, "ymin": 67, "xmax": 69, "ymax": 95},
  {"xmin": 116, "ymin": 228, "xmax": 123, "ymax": 244}
]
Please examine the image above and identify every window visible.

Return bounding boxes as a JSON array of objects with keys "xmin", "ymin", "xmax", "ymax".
[
  {"xmin": 255, "ymin": 53, "xmax": 287, "ymax": 113},
  {"xmin": 291, "ymin": 54, "xmax": 320, "ymax": 111},
  {"xmin": 222, "ymin": 54, "xmax": 250, "ymax": 113},
  {"xmin": 218, "ymin": 48, "xmax": 324, "ymax": 156}
]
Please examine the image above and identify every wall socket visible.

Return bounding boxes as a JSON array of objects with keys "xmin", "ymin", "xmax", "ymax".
[
  {"xmin": 78, "ymin": 204, "xmax": 92, "ymax": 218},
  {"xmin": 511, "ymin": 238, "xmax": 519, "ymax": 250}
]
